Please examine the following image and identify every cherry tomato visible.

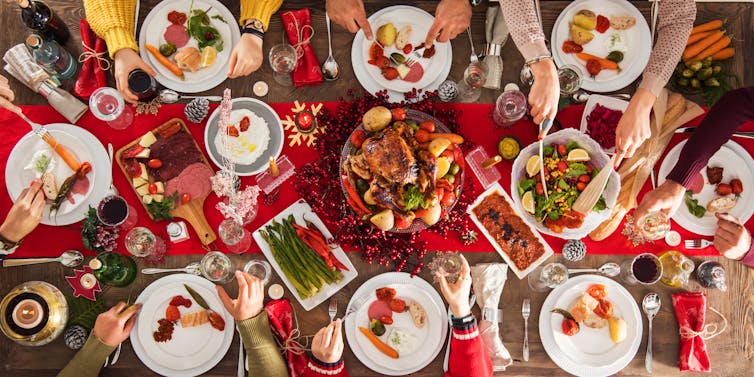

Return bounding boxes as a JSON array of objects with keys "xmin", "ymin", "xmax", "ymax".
[
  {"xmin": 731, "ymin": 178, "xmax": 743, "ymax": 195},
  {"xmin": 593, "ymin": 299, "xmax": 614, "ymax": 319},
  {"xmin": 372, "ymin": 56, "xmax": 390, "ymax": 69},
  {"xmin": 434, "ymin": 188, "xmax": 445, "ymax": 202},
  {"xmin": 379, "ymin": 315, "xmax": 394, "ymax": 325},
  {"xmin": 239, "ymin": 116, "xmax": 250, "ymax": 132},
  {"xmin": 165, "ymin": 305, "xmax": 180, "ymax": 322},
  {"xmin": 557, "ymin": 144, "xmax": 567, "ymax": 156},
  {"xmin": 382, "ymin": 67, "xmax": 399, "ymax": 80},
  {"xmin": 578, "ymin": 174, "xmax": 591, "ymax": 183},
  {"xmin": 716, "ymin": 183, "xmax": 732, "ymax": 195},
  {"xmin": 391, "ymin": 108, "xmax": 407, "ymax": 121},
  {"xmin": 389, "ymin": 298, "xmax": 406, "ymax": 312},
  {"xmin": 585, "ymin": 164, "xmax": 594, "ymax": 174},
  {"xmin": 561, "ymin": 40, "xmax": 583, "ymax": 54},
  {"xmin": 586, "ymin": 284, "xmax": 607, "ymax": 299},
  {"xmin": 535, "ymin": 182, "xmax": 544, "ymax": 195},
  {"xmin": 415, "ymin": 129, "xmax": 431, "ymax": 143},
  {"xmin": 181, "ymin": 193, "xmax": 191, "ymax": 204},
  {"xmin": 441, "ymin": 190, "xmax": 456, "ymax": 207},
  {"xmin": 394, "ymin": 214, "xmax": 412, "ymax": 230},
  {"xmin": 452, "ymin": 147, "xmax": 465, "ymax": 171},
  {"xmin": 227, "ymin": 126, "xmax": 239, "ymax": 137},
  {"xmin": 586, "ymin": 59, "xmax": 602, "ymax": 76},
  {"xmin": 402, "ymin": 44, "xmax": 413, "ymax": 54},
  {"xmin": 596, "ymin": 15, "xmax": 610, "ymax": 33},
  {"xmin": 440, "ymin": 150, "xmax": 455, "ymax": 162},
  {"xmin": 419, "ymin": 120, "xmax": 436, "ymax": 132},
  {"xmin": 350, "ymin": 130, "xmax": 367, "ymax": 148},
  {"xmin": 148, "ymin": 159, "xmax": 163, "ymax": 169},
  {"xmin": 148, "ymin": 183, "xmax": 158, "ymax": 195},
  {"xmin": 557, "ymin": 161, "xmax": 568, "ymax": 173},
  {"xmin": 376, "ymin": 287, "xmax": 397, "ymax": 302},
  {"xmin": 576, "ymin": 182, "xmax": 587, "ymax": 191},
  {"xmin": 561, "ymin": 318, "xmax": 579, "ymax": 336}
]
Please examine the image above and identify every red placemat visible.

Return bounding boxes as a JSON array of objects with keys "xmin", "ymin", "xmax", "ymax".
[{"xmin": 1, "ymin": 102, "xmax": 750, "ymax": 260}]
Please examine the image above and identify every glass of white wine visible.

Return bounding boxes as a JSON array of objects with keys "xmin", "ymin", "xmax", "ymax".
[{"xmin": 269, "ymin": 44, "xmax": 298, "ymax": 86}]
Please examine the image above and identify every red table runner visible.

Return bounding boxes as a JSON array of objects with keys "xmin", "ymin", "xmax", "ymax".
[{"xmin": 1, "ymin": 102, "xmax": 751, "ymax": 260}]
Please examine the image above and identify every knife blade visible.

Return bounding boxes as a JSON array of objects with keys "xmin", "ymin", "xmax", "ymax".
[{"xmin": 538, "ymin": 118, "xmax": 553, "ymax": 200}]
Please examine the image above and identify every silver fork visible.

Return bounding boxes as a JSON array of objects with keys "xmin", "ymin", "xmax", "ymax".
[
  {"xmin": 522, "ymin": 298, "xmax": 531, "ymax": 362},
  {"xmin": 328, "ymin": 297, "xmax": 338, "ymax": 322},
  {"xmin": 685, "ymin": 239, "xmax": 713, "ymax": 249},
  {"xmin": 345, "ymin": 294, "xmax": 370, "ymax": 317},
  {"xmin": 466, "ymin": 27, "xmax": 478, "ymax": 63}
]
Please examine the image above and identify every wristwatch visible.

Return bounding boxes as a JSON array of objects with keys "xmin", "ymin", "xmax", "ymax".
[
  {"xmin": 0, "ymin": 234, "xmax": 21, "ymax": 255},
  {"xmin": 469, "ymin": 0, "xmax": 482, "ymax": 6},
  {"xmin": 241, "ymin": 18, "xmax": 265, "ymax": 40}
]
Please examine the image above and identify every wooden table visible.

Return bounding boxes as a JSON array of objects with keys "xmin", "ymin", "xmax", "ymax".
[{"xmin": 1, "ymin": 1, "xmax": 753, "ymax": 376}]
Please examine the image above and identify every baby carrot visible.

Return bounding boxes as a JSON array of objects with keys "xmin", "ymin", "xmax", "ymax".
[
  {"xmin": 690, "ymin": 20, "xmax": 723, "ymax": 35},
  {"xmin": 689, "ymin": 35, "xmax": 731, "ymax": 62},
  {"xmin": 145, "ymin": 44, "xmax": 184, "ymax": 80},
  {"xmin": 686, "ymin": 31, "xmax": 713, "ymax": 46},
  {"xmin": 576, "ymin": 53, "xmax": 620, "ymax": 70},
  {"xmin": 710, "ymin": 47, "xmax": 735, "ymax": 61},
  {"xmin": 683, "ymin": 30, "xmax": 724, "ymax": 61},
  {"xmin": 358, "ymin": 327, "xmax": 399, "ymax": 359}
]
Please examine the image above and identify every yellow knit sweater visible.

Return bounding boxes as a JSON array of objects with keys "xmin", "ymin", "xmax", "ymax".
[{"xmin": 84, "ymin": 0, "xmax": 283, "ymax": 58}]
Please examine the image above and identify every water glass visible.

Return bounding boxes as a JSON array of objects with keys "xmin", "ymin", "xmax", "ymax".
[
  {"xmin": 621, "ymin": 253, "xmax": 663, "ymax": 285},
  {"xmin": 492, "ymin": 88, "xmax": 527, "ymax": 127},
  {"xmin": 456, "ymin": 61, "xmax": 488, "ymax": 103},
  {"xmin": 89, "ymin": 87, "xmax": 133, "ymax": 130},
  {"xmin": 201, "ymin": 251, "xmax": 234, "ymax": 283},
  {"xmin": 218, "ymin": 219, "xmax": 252, "ymax": 254},
  {"xmin": 557, "ymin": 64, "xmax": 583, "ymax": 96},
  {"xmin": 527, "ymin": 262, "xmax": 569, "ymax": 292},
  {"xmin": 243, "ymin": 260, "xmax": 271, "ymax": 285},
  {"xmin": 268, "ymin": 44, "xmax": 298, "ymax": 86},
  {"xmin": 125, "ymin": 227, "xmax": 166, "ymax": 261}
]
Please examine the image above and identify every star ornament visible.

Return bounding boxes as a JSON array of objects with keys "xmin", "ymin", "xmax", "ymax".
[
  {"xmin": 65, "ymin": 266, "xmax": 102, "ymax": 301},
  {"xmin": 281, "ymin": 101, "xmax": 325, "ymax": 147}
]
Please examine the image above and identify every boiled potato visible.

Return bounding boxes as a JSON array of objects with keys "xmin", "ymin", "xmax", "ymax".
[
  {"xmin": 436, "ymin": 157, "xmax": 451, "ymax": 178},
  {"xmin": 420, "ymin": 203, "xmax": 442, "ymax": 226},
  {"xmin": 608, "ymin": 317, "xmax": 627, "ymax": 343},
  {"xmin": 573, "ymin": 10, "xmax": 597, "ymax": 30},
  {"xmin": 370, "ymin": 209, "xmax": 395, "ymax": 231},
  {"xmin": 376, "ymin": 23, "xmax": 397, "ymax": 46},
  {"xmin": 363, "ymin": 189, "xmax": 377, "ymax": 205},
  {"xmin": 428, "ymin": 138, "xmax": 452, "ymax": 157},
  {"xmin": 570, "ymin": 24, "xmax": 594, "ymax": 45},
  {"xmin": 362, "ymin": 106, "xmax": 392, "ymax": 132}
]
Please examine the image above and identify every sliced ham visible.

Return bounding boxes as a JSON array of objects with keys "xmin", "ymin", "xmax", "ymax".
[
  {"xmin": 403, "ymin": 63, "xmax": 424, "ymax": 83},
  {"xmin": 165, "ymin": 163, "xmax": 214, "ymax": 202},
  {"xmin": 367, "ymin": 300, "xmax": 392, "ymax": 321},
  {"xmin": 164, "ymin": 24, "xmax": 189, "ymax": 48}
]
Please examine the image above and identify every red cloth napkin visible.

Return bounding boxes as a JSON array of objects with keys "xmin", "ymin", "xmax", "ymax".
[
  {"xmin": 265, "ymin": 299, "xmax": 309, "ymax": 377},
  {"xmin": 280, "ymin": 9, "xmax": 323, "ymax": 88},
  {"xmin": 73, "ymin": 19, "xmax": 108, "ymax": 99},
  {"xmin": 672, "ymin": 291, "xmax": 711, "ymax": 372}
]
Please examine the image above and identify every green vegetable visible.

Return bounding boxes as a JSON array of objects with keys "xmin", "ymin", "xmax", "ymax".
[
  {"xmin": 449, "ymin": 163, "xmax": 460, "ymax": 176},
  {"xmin": 606, "ymin": 51, "xmax": 624, "ymax": 63},
  {"xmin": 712, "ymin": 65, "xmax": 722, "ymax": 75},
  {"xmin": 159, "ymin": 43, "xmax": 176, "ymax": 57},
  {"xmin": 592, "ymin": 197, "xmax": 607, "ymax": 212},
  {"xmin": 677, "ymin": 78, "xmax": 689, "ymax": 87},
  {"xmin": 543, "ymin": 146, "xmax": 554, "ymax": 156},
  {"xmin": 684, "ymin": 190, "xmax": 706, "ymax": 218},
  {"xmin": 551, "ymin": 308, "xmax": 576, "ymax": 321},
  {"xmin": 565, "ymin": 163, "xmax": 587, "ymax": 179},
  {"xmin": 370, "ymin": 319, "xmax": 386, "ymax": 336},
  {"xmin": 444, "ymin": 174, "xmax": 455, "ymax": 185},
  {"xmin": 690, "ymin": 78, "xmax": 701, "ymax": 89},
  {"xmin": 702, "ymin": 57, "xmax": 712, "ymax": 68},
  {"xmin": 704, "ymin": 77, "xmax": 720, "ymax": 87},
  {"xmin": 697, "ymin": 67, "xmax": 713, "ymax": 80},
  {"xmin": 404, "ymin": 119, "xmax": 418, "ymax": 130},
  {"xmin": 518, "ymin": 179, "xmax": 536, "ymax": 197},
  {"xmin": 81, "ymin": 207, "xmax": 107, "ymax": 252},
  {"xmin": 557, "ymin": 179, "xmax": 569, "ymax": 190},
  {"xmin": 184, "ymin": 284, "xmax": 211, "ymax": 310},
  {"xmin": 356, "ymin": 178, "xmax": 369, "ymax": 193},
  {"xmin": 211, "ymin": 14, "xmax": 227, "ymax": 23},
  {"xmin": 390, "ymin": 52, "xmax": 406, "ymax": 64},
  {"xmin": 188, "ymin": 2, "xmax": 224, "ymax": 51},
  {"xmin": 565, "ymin": 141, "xmax": 579, "ymax": 152},
  {"xmin": 146, "ymin": 194, "xmax": 177, "ymax": 221},
  {"xmin": 34, "ymin": 153, "xmax": 51, "ymax": 174},
  {"xmin": 681, "ymin": 69, "xmax": 695, "ymax": 78},
  {"xmin": 685, "ymin": 61, "xmax": 703, "ymax": 72},
  {"xmin": 403, "ymin": 184, "xmax": 427, "ymax": 211}
]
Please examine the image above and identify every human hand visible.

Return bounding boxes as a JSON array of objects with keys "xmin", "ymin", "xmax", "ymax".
[
  {"xmin": 326, "ymin": 0, "xmax": 373, "ymax": 40},
  {"xmin": 714, "ymin": 213, "xmax": 752, "ymax": 261},
  {"xmin": 0, "ymin": 180, "xmax": 45, "ymax": 243},
  {"xmin": 424, "ymin": 0, "xmax": 472, "ymax": 47},
  {"xmin": 436, "ymin": 254, "xmax": 472, "ymax": 318},
  {"xmin": 113, "ymin": 48, "xmax": 156, "ymax": 104},
  {"xmin": 92, "ymin": 302, "xmax": 140, "ymax": 347},
  {"xmin": 614, "ymin": 88, "xmax": 655, "ymax": 167},
  {"xmin": 528, "ymin": 58, "xmax": 560, "ymax": 126},
  {"xmin": 0, "ymin": 75, "xmax": 20, "ymax": 113},
  {"xmin": 635, "ymin": 180, "xmax": 686, "ymax": 222},
  {"xmin": 228, "ymin": 34, "xmax": 263, "ymax": 78},
  {"xmin": 311, "ymin": 319, "xmax": 344, "ymax": 363},
  {"xmin": 216, "ymin": 271, "xmax": 264, "ymax": 321}
]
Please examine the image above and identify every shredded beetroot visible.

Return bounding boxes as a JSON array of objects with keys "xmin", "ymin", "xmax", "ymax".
[{"xmin": 586, "ymin": 104, "xmax": 623, "ymax": 149}]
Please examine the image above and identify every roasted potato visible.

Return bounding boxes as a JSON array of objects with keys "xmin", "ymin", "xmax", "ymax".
[
  {"xmin": 370, "ymin": 209, "xmax": 395, "ymax": 231},
  {"xmin": 362, "ymin": 106, "xmax": 392, "ymax": 132},
  {"xmin": 573, "ymin": 10, "xmax": 597, "ymax": 30},
  {"xmin": 420, "ymin": 203, "xmax": 442, "ymax": 226},
  {"xmin": 570, "ymin": 24, "xmax": 595, "ymax": 46}
]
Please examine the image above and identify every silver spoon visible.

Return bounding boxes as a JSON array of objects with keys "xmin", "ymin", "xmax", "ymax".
[
  {"xmin": 571, "ymin": 90, "xmax": 632, "ymax": 103},
  {"xmin": 2, "ymin": 250, "xmax": 84, "ymax": 267},
  {"xmin": 321, "ymin": 12, "xmax": 339, "ymax": 81},
  {"xmin": 642, "ymin": 292, "xmax": 661, "ymax": 374},
  {"xmin": 106, "ymin": 143, "xmax": 118, "ymax": 195},
  {"xmin": 142, "ymin": 262, "xmax": 201, "ymax": 275},
  {"xmin": 568, "ymin": 262, "xmax": 620, "ymax": 277},
  {"xmin": 159, "ymin": 89, "xmax": 222, "ymax": 103}
]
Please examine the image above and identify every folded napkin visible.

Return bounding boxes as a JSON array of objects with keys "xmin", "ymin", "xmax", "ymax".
[
  {"xmin": 265, "ymin": 299, "xmax": 309, "ymax": 377},
  {"xmin": 280, "ymin": 9, "xmax": 323, "ymax": 87},
  {"xmin": 73, "ymin": 19, "xmax": 108, "ymax": 99},
  {"xmin": 482, "ymin": 7, "xmax": 509, "ymax": 89},
  {"xmin": 470, "ymin": 263, "xmax": 513, "ymax": 371},
  {"xmin": 672, "ymin": 292, "xmax": 710, "ymax": 372},
  {"xmin": 3, "ymin": 44, "xmax": 51, "ymax": 90}
]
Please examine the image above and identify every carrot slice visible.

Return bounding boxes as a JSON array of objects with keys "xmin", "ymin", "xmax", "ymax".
[
  {"xmin": 358, "ymin": 327, "xmax": 399, "ymax": 358},
  {"xmin": 145, "ymin": 44, "xmax": 185, "ymax": 80},
  {"xmin": 575, "ymin": 53, "xmax": 620, "ymax": 70},
  {"xmin": 686, "ymin": 31, "xmax": 713, "ymax": 46}
]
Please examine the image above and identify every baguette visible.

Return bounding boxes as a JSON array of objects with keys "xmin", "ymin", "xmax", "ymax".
[
  {"xmin": 41, "ymin": 172, "xmax": 58, "ymax": 200},
  {"xmin": 588, "ymin": 205, "xmax": 628, "ymax": 241},
  {"xmin": 663, "ymin": 93, "xmax": 686, "ymax": 127}
]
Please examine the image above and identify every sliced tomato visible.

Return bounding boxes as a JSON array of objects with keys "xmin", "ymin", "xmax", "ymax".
[
  {"xmin": 208, "ymin": 311, "xmax": 225, "ymax": 331},
  {"xmin": 165, "ymin": 305, "xmax": 180, "ymax": 322},
  {"xmin": 593, "ymin": 298, "xmax": 614, "ymax": 319},
  {"xmin": 586, "ymin": 59, "xmax": 602, "ymax": 76},
  {"xmin": 561, "ymin": 318, "xmax": 580, "ymax": 336},
  {"xmin": 596, "ymin": 15, "xmax": 610, "ymax": 33},
  {"xmin": 561, "ymin": 40, "xmax": 583, "ymax": 54},
  {"xmin": 379, "ymin": 315, "xmax": 394, "ymax": 325},
  {"xmin": 557, "ymin": 161, "xmax": 568, "ymax": 173},
  {"xmin": 389, "ymin": 298, "xmax": 406, "ymax": 312},
  {"xmin": 586, "ymin": 284, "xmax": 607, "ymax": 299},
  {"xmin": 369, "ymin": 42, "xmax": 384, "ymax": 61},
  {"xmin": 227, "ymin": 126, "xmax": 239, "ymax": 137},
  {"xmin": 239, "ymin": 116, "xmax": 250, "ymax": 132},
  {"xmin": 376, "ymin": 287, "xmax": 396, "ymax": 302},
  {"xmin": 382, "ymin": 67, "xmax": 399, "ymax": 80}
]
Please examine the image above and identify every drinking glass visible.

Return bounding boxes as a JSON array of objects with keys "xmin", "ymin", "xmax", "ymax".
[
  {"xmin": 243, "ymin": 260, "xmax": 271, "ymax": 285},
  {"xmin": 268, "ymin": 44, "xmax": 298, "ymax": 86},
  {"xmin": 218, "ymin": 219, "xmax": 251, "ymax": 254},
  {"xmin": 492, "ymin": 88, "xmax": 527, "ymax": 127},
  {"xmin": 621, "ymin": 253, "xmax": 663, "ymax": 285},
  {"xmin": 92, "ymin": 252, "xmax": 137, "ymax": 287},
  {"xmin": 96, "ymin": 195, "xmax": 129, "ymax": 227},
  {"xmin": 637, "ymin": 211, "xmax": 671, "ymax": 241},
  {"xmin": 456, "ymin": 61, "xmax": 488, "ymax": 103},
  {"xmin": 528, "ymin": 262, "xmax": 569, "ymax": 292},
  {"xmin": 89, "ymin": 87, "xmax": 133, "ymax": 130},
  {"xmin": 557, "ymin": 64, "xmax": 583, "ymax": 96},
  {"xmin": 125, "ymin": 227, "xmax": 166, "ymax": 262},
  {"xmin": 200, "ymin": 251, "xmax": 234, "ymax": 283}
]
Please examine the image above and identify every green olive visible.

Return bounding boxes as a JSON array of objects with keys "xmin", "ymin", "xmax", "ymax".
[
  {"xmin": 677, "ymin": 78, "xmax": 689, "ymax": 86},
  {"xmin": 449, "ymin": 163, "xmax": 460, "ymax": 176},
  {"xmin": 444, "ymin": 174, "xmax": 455, "ymax": 185},
  {"xmin": 705, "ymin": 77, "xmax": 721, "ymax": 87}
]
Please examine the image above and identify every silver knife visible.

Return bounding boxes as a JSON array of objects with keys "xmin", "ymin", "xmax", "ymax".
[{"xmin": 538, "ymin": 118, "xmax": 553, "ymax": 200}]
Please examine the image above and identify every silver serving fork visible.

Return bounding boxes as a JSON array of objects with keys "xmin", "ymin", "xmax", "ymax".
[
  {"xmin": 685, "ymin": 239, "xmax": 713, "ymax": 249},
  {"xmin": 345, "ymin": 294, "xmax": 371, "ymax": 318},
  {"xmin": 522, "ymin": 298, "xmax": 531, "ymax": 362},
  {"xmin": 328, "ymin": 297, "xmax": 338, "ymax": 322}
]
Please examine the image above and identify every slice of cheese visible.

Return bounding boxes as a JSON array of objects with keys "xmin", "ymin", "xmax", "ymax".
[
  {"xmin": 138, "ymin": 162, "xmax": 148, "ymax": 181},
  {"xmin": 132, "ymin": 177, "xmax": 148, "ymax": 188},
  {"xmin": 396, "ymin": 64, "xmax": 410, "ymax": 79},
  {"xmin": 135, "ymin": 184, "xmax": 150, "ymax": 196},
  {"xmin": 135, "ymin": 147, "xmax": 150, "ymax": 159},
  {"xmin": 142, "ymin": 194, "xmax": 153, "ymax": 204},
  {"xmin": 154, "ymin": 181, "xmax": 165, "ymax": 194},
  {"xmin": 153, "ymin": 194, "xmax": 164, "ymax": 203},
  {"xmin": 139, "ymin": 131, "xmax": 157, "ymax": 147}
]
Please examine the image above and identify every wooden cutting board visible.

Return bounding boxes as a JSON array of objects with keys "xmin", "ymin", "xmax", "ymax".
[{"xmin": 115, "ymin": 118, "xmax": 217, "ymax": 246}]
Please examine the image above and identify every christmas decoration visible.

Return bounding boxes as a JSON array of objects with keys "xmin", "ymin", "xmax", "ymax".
[
  {"xmin": 438, "ymin": 80, "xmax": 459, "ymax": 102},
  {"xmin": 280, "ymin": 101, "xmax": 325, "ymax": 147},
  {"xmin": 135, "ymin": 97, "xmax": 161, "ymax": 116},
  {"xmin": 81, "ymin": 207, "xmax": 118, "ymax": 252},
  {"xmin": 64, "ymin": 295, "xmax": 105, "ymax": 331},
  {"xmin": 184, "ymin": 97, "xmax": 210, "ymax": 123},
  {"xmin": 562, "ymin": 239, "xmax": 587, "ymax": 261},
  {"xmin": 63, "ymin": 325, "xmax": 88, "ymax": 350},
  {"xmin": 65, "ymin": 266, "xmax": 102, "ymax": 301}
]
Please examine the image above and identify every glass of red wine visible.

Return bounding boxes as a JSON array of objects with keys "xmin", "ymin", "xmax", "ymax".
[
  {"xmin": 96, "ymin": 195, "xmax": 130, "ymax": 227},
  {"xmin": 621, "ymin": 253, "xmax": 663, "ymax": 285}
]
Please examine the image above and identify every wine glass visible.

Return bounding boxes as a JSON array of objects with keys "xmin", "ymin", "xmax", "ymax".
[
  {"xmin": 200, "ymin": 251, "xmax": 234, "ymax": 283},
  {"xmin": 96, "ymin": 195, "xmax": 129, "ymax": 227},
  {"xmin": 125, "ymin": 227, "xmax": 166, "ymax": 262},
  {"xmin": 218, "ymin": 219, "xmax": 251, "ymax": 254},
  {"xmin": 268, "ymin": 44, "xmax": 298, "ymax": 86},
  {"xmin": 621, "ymin": 253, "xmax": 663, "ymax": 285},
  {"xmin": 456, "ymin": 61, "xmax": 488, "ymax": 103},
  {"xmin": 492, "ymin": 87, "xmax": 527, "ymax": 127},
  {"xmin": 89, "ymin": 87, "xmax": 133, "ymax": 130},
  {"xmin": 557, "ymin": 64, "xmax": 583, "ymax": 96},
  {"xmin": 527, "ymin": 262, "xmax": 569, "ymax": 292}
]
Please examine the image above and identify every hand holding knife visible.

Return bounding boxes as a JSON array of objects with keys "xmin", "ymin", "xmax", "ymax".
[{"xmin": 538, "ymin": 118, "xmax": 554, "ymax": 200}]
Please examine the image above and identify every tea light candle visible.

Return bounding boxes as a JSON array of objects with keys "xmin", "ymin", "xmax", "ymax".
[
  {"xmin": 80, "ymin": 273, "xmax": 97, "ymax": 290},
  {"xmin": 294, "ymin": 110, "xmax": 315, "ymax": 133},
  {"xmin": 253, "ymin": 81, "xmax": 269, "ymax": 97},
  {"xmin": 268, "ymin": 284, "xmax": 284, "ymax": 299},
  {"xmin": 12, "ymin": 299, "xmax": 43, "ymax": 329},
  {"xmin": 269, "ymin": 157, "xmax": 279, "ymax": 177}
]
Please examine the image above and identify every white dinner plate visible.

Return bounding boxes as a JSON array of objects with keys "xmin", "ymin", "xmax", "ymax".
[
  {"xmin": 252, "ymin": 199, "xmax": 358, "ymax": 311},
  {"xmin": 579, "ymin": 94, "xmax": 629, "ymax": 154},
  {"xmin": 539, "ymin": 275, "xmax": 642, "ymax": 377},
  {"xmin": 5, "ymin": 124, "xmax": 111, "ymax": 226},
  {"xmin": 352, "ymin": 5, "xmax": 453, "ymax": 103},
  {"xmin": 138, "ymin": 0, "xmax": 240, "ymax": 93},
  {"xmin": 657, "ymin": 139, "xmax": 754, "ymax": 236},
  {"xmin": 551, "ymin": 0, "xmax": 651, "ymax": 92},
  {"xmin": 345, "ymin": 272, "xmax": 448, "ymax": 376},
  {"xmin": 204, "ymin": 98, "xmax": 284, "ymax": 176},
  {"xmin": 131, "ymin": 274, "xmax": 234, "ymax": 377}
]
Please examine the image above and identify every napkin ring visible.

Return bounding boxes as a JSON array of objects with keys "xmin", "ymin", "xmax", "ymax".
[
  {"xmin": 482, "ymin": 307, "xmax": 503, "ymax": 323},
  {"xmin": 485, "ymin": 43, "xmax": 501, "ymax": 57}
]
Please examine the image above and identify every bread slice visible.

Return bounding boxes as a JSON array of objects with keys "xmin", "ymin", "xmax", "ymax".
[
  {"xmin": 395, "ymin": 25, "xmax": 413, "ymax": 50},
  {"xmin": 609, "ymin": 16, "xmax": 636, "ymax": 30},
  {"xmin": 41, "ymin": 172, "xmax": 58, "ymax": 200},
  {"xmin": 180, "ymin": 310, "xmax": 209, "ymax": 328}
]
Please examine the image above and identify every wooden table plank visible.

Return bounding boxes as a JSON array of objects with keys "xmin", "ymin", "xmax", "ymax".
[{"xmin": 0, "ymin": 1, "xmax": 753, "ymax": 376}]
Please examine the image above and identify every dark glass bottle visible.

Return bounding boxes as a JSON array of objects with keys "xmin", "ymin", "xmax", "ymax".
[{"xmin": 18, "ymin": 0, "xmax": 70, "ymax": 45}]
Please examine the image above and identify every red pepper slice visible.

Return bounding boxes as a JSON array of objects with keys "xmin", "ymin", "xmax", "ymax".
[{"xmin": 342, "ymin": 175, "xmax": 373, "ymax": 215}]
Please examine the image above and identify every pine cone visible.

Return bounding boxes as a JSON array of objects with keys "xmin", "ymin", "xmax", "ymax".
[
  {"xmin": 562, "ymin": 239, "xmax": 587, "ymax": 261},
  {"xmin": 63, "ymin": 325, "xmax": 89, "ymax": 350},
  {"xmin": 438, "ymin": 80, "xmax": 459, "ymax": 102},
  {"xmin": 184, "ymin": 98, "xmax": 210, "ymax": 123}
]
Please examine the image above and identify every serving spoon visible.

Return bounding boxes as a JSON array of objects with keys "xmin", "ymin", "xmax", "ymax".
[
  {"xmin": 142, "ymin": 262, "xmax": 201, "ymax": 275},
  {"xmin": 2, "ymin": 250, "xmax": 84, "ymax": 268},
  {"xmin": 643, "ymin": 293, "xmax": 661, "ymax": 374},
  {"xmin": 159, "ymin": 89, "xmax": 222, "ymax": 103},
  {"xmin": 567, "ymin": 262, "xmax": 620, "ymax": 277}
]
